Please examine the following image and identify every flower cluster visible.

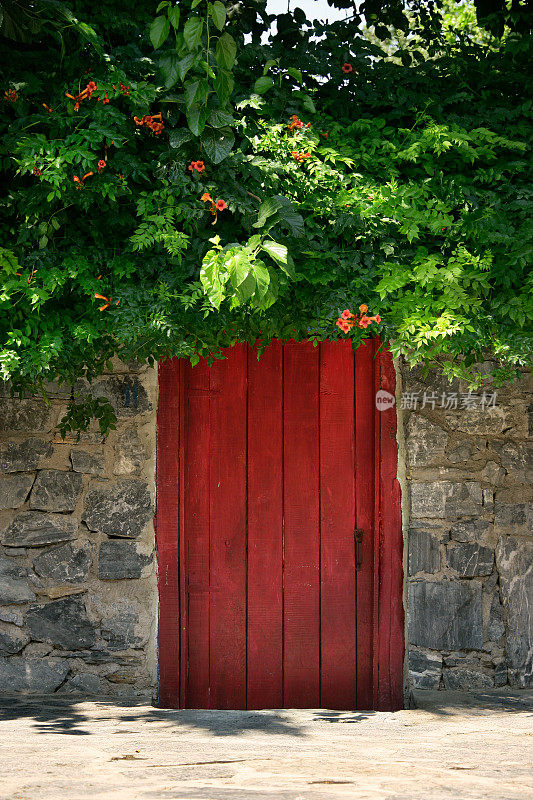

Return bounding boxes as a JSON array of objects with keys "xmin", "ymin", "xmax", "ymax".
[
  {"xmin": 133, "ymin": 113, "xmax": 164, "ymax": 134},
  {"xmin": 73, "ymin": 171, "xmax": 93, "ymax": 189},
  {"xmin": 32, "ymin": 167, "xmax": 42, "ymax": 177},
  {"xmin": 336, "ymin": 305, "xmax": 381, "ymax": 333},
  {"xmin": 292, "ymin": 151, "xmax": 311, "ymax": 163},
  {"xmin": 115, "ymin": 82, "xmax": 130, "ymax": 96},
  {"xmin": 201, "ymin": 192, "xmax": 227, "ymax": 224},
  {"xmin": 94, "ymin": 293, "xmax": 120, "ymax": 311},
  {"xmin": 287, "ymin": 114, "xmax": 311, "ymax": 133},
  {"xmin": 65, "ymin": 80, "xmax": 98, "ymax": 111},
  {"xmin": 188, "ymin": 160, "xmax": 205, "ymax": 173},
  {"xmin": 4, "ymin": 89, "xmax": 17, "ymax": 102}
]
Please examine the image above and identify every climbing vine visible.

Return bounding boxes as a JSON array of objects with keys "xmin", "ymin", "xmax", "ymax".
[{"xmin": 0, "ymin": 0, "xmax": 531, "ymax": 432}]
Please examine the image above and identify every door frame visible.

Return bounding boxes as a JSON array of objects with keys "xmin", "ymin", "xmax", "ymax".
[{"xmin": 155, "ymin": 339, "xmax": 404, "ymax": 710}]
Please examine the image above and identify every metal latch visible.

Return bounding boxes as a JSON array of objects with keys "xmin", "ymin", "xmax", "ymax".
[{"xmin": 354, "ymin": 529, "xmax": 363, "ymax": 571}]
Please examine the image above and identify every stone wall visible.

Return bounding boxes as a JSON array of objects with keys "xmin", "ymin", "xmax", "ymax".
[
  {"xmin": 0, "ymin": 356, "xmax": 531, "ymax": 700},
  {"xmin": 0, "ymin": 362, "xmax": 158, "ymax": 697},
  {"xmin": 401, "ymin": 364, "xmax": 532, "ymax": 692}
]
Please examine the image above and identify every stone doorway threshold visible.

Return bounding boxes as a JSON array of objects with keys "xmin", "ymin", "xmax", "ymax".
[{"xmin": 1, "ymin": 689, "xmax": 531, "ymax": 799}]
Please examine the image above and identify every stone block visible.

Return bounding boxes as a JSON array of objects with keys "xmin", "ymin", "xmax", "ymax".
[
  {"xmin": 449, "ymin": 519, "xmax": 490, "ymax": 543},
  {"xmin": 481, "ymin": 461, "xmax": 505, "ymax": 485},
  {"xmin": 27, "ymin": 596, "xmax": 96, "ymax": 650},
  {"xmin": 33, "ymin": 543, "xmax": 91, "ymax": 583},
  {"xmin": 0, "ymin": 557, "xmax": 35, "ymax": 604},
  {"xmin": 76, "ymin": 376, "xmax": 151, "ymax": 418},
  {"xmin": 0, "ymin": 474, "xmax": 35, "ymax": 509},
  {"xmin": 1, "ymin": 511, "xmax": 77, "ymax": 547},
  {"xmin": 410, "ymin": 481, "xmax": 482, "ymax": 519},
  {"xmin": 0, "ymin": 400, "xmax": 54, "ymax": 434},
  {"xmin": 114, "ymin": 429, "xmax": 147, "ymax": 475},
  {"xmin": 29, "ymin": 470, "xmax": 83, "ymax": 512},
  {"xmin": 494, "ymin": 662, "xmax": 508, "ymax": 687},
  {"xmin": 408, "ymin": 649, "xmax": 442, "ymax": 689},
  {"xmin": 488, "ymin": 594, "xmax": 505, "ymax": 642},
  {"xmin": 0, "ymin": 608, "xmax": 23, "ymax": 626},
  {"xmin": 495, "ymin": 442, "xmax": 532, "ymax": 483},
  {"xmin": 98, "ymin": 540, "xmax": 152, "ymax": 580},
  {"xmin": 447, "ymin": 543, "xmax": 494, "ymax": 577},
  {"xmin": 0, "ymin": 438, "xmax": 53, "ymax": 473},
  {"xmin": 70, "ymin": 450, "xmax": 106, "ymax": 476},
  {"xmin": 408, "ymin": 528, "xmax": 441, "ymax": 575},
  {"xmin": 407, "ymin": 416, "xmax": 448, "ymax": 468},
  {"xmin": 443, "ymin": 668, "xmax": 494, "ymax": 690},
  {"xmin": 496, "ymin": 537, "xmax": 533, "ymax": 687},
  {"xmin": 66, "ymin": 672, "xmax": 100, "ymax": 694},
  {"xmin": 408, "ymin": 580, "xmax": 483, "ymax": 650},
  {"xmin": 444, "ymin": 407, "xmax": 507, "ymax": 436},
  {"xmin": 494, "ymin": 503, "xmax": 532, "ymax": 536},
  {"xmin": 101, "ymin": 609, "xmax": 142, "ymax": 650},
  {"xmin": 0, "ymin": 656, "xmax": 69, "ymax": 692},
  {"xmin": 23, "ymin": 642, "xmax": 52, "ymax": 657},
  {"xmin": 0, "ymin": 621, "xmax": 30, "ymax": 653},
  {"xmin": 446, "ymin": 442, "xmax": 474, "ymax": 463},
  {"xmin": 83, "ymin": 480, "xmax": 152, "ymax": 538}
]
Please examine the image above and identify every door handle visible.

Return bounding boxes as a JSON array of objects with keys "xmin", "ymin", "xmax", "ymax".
[{"xmin": 354, "ymin": 529, "xmax": 363, "ymax": 570}]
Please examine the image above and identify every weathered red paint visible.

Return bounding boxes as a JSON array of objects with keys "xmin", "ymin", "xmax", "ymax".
[{"xmin": 156, "ymin": 339, "xmax": 404, "ymax": 710}]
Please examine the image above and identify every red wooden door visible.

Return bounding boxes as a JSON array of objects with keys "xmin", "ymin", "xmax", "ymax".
[{"xmin": 157, "ymin": 339, "xmax": 403, "ymax": 711}]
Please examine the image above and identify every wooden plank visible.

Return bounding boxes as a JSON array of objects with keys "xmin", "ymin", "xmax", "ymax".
[
  {"xmin": 247, "ymin": 341, "xmax": 284, "ymax": 709},
  {"xmin": 376, "ymin": 346, "xmax": 404, "ymax": 710},
  {"xmin": 156, "ymin": 358, "xmax": 180, "ymax": 709},
  {"xmin": 209, "ymin": 344, "xmax": 248, "ymax": 709},
  {"xmin": 181, "ymin": 357, "xmax": 211, "ymax": 708},
  {"xmin": 355, "ymin": 340, "xmax": 377, "ymax": 710},
  {"xmin": 319, "ymin": 339, "xmax": 357, "ymax": 709},
  {"xmin": 283, "ymin": 340, "xmax": 320, "ymax": 708}
]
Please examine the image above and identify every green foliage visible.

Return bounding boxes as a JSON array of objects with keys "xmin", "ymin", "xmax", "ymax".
[{"xmin": 0, "ymin": 0, "xmax": 531, "ymax": 432}]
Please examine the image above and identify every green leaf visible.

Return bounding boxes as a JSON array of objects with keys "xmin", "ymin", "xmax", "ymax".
[
  {"xmin": 184, "ymin": 79, "xmax": 209, "ymax": 108},
  {"xmin": 150, "ymin": 16, "xmax": 170, "ymax": 49},
  {"xmin": 253, "ymin": 197, "xmax": 282, "ymax": 229},
  {"xmin": 287, "ymin": 67, "xmax": 302, "ymax": 83},
  {"xmin": 187, "ymin": 104, "xmax": 210, "ymax": 136},
  {"xmin": 201, "ymin": 126, "xmax": 235, "ymax": 163},
  {"xmin": 302, "ymin": 94, "xmax": 316, "ymax": 113},
  {"xmin": 215, "ymin": 32, "xmax": 236, "ymax": 69},
  {"xmin": 183, "ymin": 16, "xmax": 203, "ymax": 50},
  {"xmin": 263, "ymin": 58, "xmax": 277, "ymax": 75},
  {"xmin": 191, "ymin": 0, "xmax": 203, "ymax": 7},
  {"xmin": 207, "ymin": 108, "xmax": 234, "ymax": 127},
  {"xmin": 178, "ymin": 53, "xmax": 197, "ymax": 81},
  {"xmin": 276, "ymin": 196, "xmax": 304, "ymax": 237},
  {"xmin": 168, "ymin": 6, "xmax": 180, "ymax": 29},
  {"xmin": 253, "ymin": 76, "xmax": 273, "ymax": 95},
  {"xmin": 159, "ymin": 52, "xmax": 179, "ymax": 88},
  {"xmin": 250, "ymin": 259, "xmax": 270, "ymax": 300},
  {"xmin": 261, "ymin": 240, "xmax": 296, "ymax": 279},
  {"xmin": 213, "ymin": 68, "xmax": 234, "ymax": 106},
  {"xmin": 209, "ymin": 1, "xmax": 226, "ymax": 31},
  {"xmin": 156, "ymin": 1, "xmax": 170, "ymax": 11},
  {"xmin": 168, "ymin": 128, "xmax": 193, "ymax": 148}
]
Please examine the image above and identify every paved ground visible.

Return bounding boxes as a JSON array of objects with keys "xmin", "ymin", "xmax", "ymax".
[{"xmin": 1, "ymin": 690, "xmax": 532, "ymax": 800}]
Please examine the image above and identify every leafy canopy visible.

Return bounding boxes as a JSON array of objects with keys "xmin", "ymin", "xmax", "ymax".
[{"xmin": 0, "ymin": 0, "xmax": 531, "ymax": 433}]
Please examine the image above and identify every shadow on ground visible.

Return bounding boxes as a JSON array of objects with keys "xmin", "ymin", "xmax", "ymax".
[
  {"xmin": 412, "ymin": 689, "xmax": 533, "ymax": 716},
  {"xmin": 0, "ymin": 695, "xmax": 307, "ymax": 738},
  {"xmin": 1, "ymin": 688, "xmax": 531, "ymax": 738}
]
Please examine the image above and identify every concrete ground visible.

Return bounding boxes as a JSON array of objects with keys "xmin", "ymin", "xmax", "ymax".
[{"xmin": 1, "ymin": 690, "xmax": 532, "ymax": 800}]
